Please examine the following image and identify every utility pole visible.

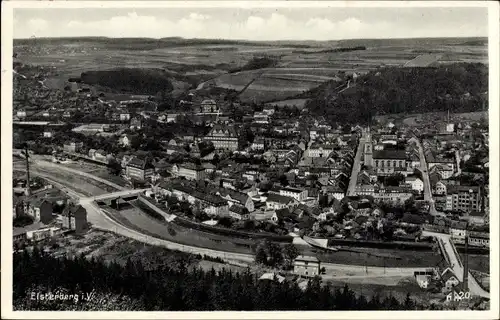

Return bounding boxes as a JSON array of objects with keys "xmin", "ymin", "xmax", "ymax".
[
  {"xmin": 462, "ymin": 222, "xmax": 469, "ymax": 292},
  {"xmin": 23, "ymin": 143, "xmax": 31, "ymax": 196}
]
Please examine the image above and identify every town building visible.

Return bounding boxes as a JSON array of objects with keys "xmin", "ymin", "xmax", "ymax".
[
  {"xmin": 251, "ymin": 138, "xmax": 265, "ymax": 151},
  {"xmin": 162, "ymin": 183, "xmax": 229, "ymax": 216},
  {"xmin": 428, "ymin": 157, "xmax": 456, "ymax": 173},
  {"xmin": 430, "ymin": 164, "xmax": 454, "ymax": 180},
  {"xmin": 14, "ymin": 223, "xmax": 60, "ymax": 244},
  {"xmin": 308, "ymin": 144, "xmax": 335, "ymax": 158},
  {"xmin": 449, "ymin": 221, "xmax": 467, "ymax": 243},
  {"xmin": 468, "ymin": 231, "xmax": 489, "ymax": 248},
  {"xmin": 120, "ymin": 113, "xmax": 131, "ymax": 121},
  {"xmin": 253, "ymin": 112, "xmax": 269, "ymax": 124},
  {"xmin": 172, "ymin": 163, "xmax": 206, "ymax": 181},
  {"xmin": 63, "ymin": 141, "xmax": 84, "ymax": 153},
  {"xmin": 405, "ymin": 176, "xmax": 424, "ymax": 192},
  {"xmin": 119, "ymin": 134, "xmax": 131, "ymax": 147},
  {"xmin": 228, "ymin": 205, "xmax": 249, "ymax": 220},
  {"xmin": 17, "ymin": 110, "xmax": 27, "ymax": 118},
  {"xmin": 445, "ymin": 185, "xmax": 482, "ymax": 213},
  {"xmin": 441, "ymin": 268, "xmax": 460, "ymax": 291},
  {"xmin": 204, "ymin": 124, "xmax": 239, "ymax": 151},
  {"xmin": 434, "ymin": 181, "xmax": 448, "ymax": 195},
  {"xmin": 27, "ymin": 199, "xmax": 53, "ymax": 224},
  {"xmin": 212, "ymin": 187, "xmax": 255, "ymax": 212},
  {"xmin": 266, "ymin": 193, "xmax": 297, "ymax": 210},
  {"xmin": 62, "ymin": 204, "xmax": 88, "ymax": 234},
  {"xmin": 72, "ymin": 123, "xmax": 113, "ymax": 134},
  {"xmin": 372, "ymin": 150, "xmax": 407, "ymax": 176},
  {"xmin": 279, "ymin": 187, "xmax": 308, "ymax": 202},
  {"xmin": 200, "ymin": 99, "xmax": 219, "ymax": 113},
  {"xmin": 373, "ymin": 186, "xmax": 413, "ymax": 204},
  {"xmin": 125, "ymin": 158, "xmax": 155, "ymax": 182},
  {"xmin": 293, "ymin": 255, "xmax": 321, "ymax": 277}
]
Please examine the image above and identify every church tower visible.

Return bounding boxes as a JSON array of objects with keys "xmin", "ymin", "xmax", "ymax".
[{"xmin": 363, "ymin": 130, "xmax": 373, "ymax": 167}]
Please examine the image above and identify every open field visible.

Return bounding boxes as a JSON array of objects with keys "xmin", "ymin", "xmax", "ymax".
[
  {"xmin": 16, "ymin": 37, "xmax": 487, "ymax": 105},
  {"xmin": 239, "ymin": 88, "xmax": 306, "ymax": 104},
  {"xmin": 404, "ymin": 54, "xmax": 443, "ymax": 67}
]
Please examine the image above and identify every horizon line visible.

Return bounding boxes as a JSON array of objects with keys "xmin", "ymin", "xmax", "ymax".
[{"xmin": 13, "ymin": 35, "xmax": 488, "ymax": 42}]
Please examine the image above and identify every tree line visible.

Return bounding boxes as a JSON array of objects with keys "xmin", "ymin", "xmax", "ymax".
[{"xmin": 14, "ymin": 248, "xmax": 425, "ymax": 311}]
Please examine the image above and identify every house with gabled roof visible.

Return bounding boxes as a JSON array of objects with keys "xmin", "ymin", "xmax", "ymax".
[
  {"xmin": 265, "ymin": 193, "xmax": 298, "ymax": 210},
  {"xmin": 440, "ymin": 268, "xmax": 460, "ymax": 291}
]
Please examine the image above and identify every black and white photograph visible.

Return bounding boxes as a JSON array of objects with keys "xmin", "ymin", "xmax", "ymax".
[{"xmin": 1, "ymin": 1, "xmax": 499, "ymax": 318}]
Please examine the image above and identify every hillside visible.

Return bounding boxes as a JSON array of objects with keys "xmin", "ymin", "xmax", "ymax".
[{"xmin": 306, "ymin": 63, "xmax": 488, "ymax": 125}]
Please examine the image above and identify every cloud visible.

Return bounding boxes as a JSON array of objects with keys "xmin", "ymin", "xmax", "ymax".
[
  {"xmin": 13, "ymin": 11, "xmax": 487, "ymax": 40},
  {"xmin": 25, "ymin": 18, "xmax": 49, "ymax": 36},
  {"xmin": 188, "ymin": 13, "xmax": 210, "ymax": 20},
  {"xmin": 66, "ymin": 12, "xmax": 172, "ymax": 38}
]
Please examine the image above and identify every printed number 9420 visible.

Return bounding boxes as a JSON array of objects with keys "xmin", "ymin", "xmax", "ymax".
[{"xmin": 446, "ymin": 291, "xmax": 471, "ymax": 302}]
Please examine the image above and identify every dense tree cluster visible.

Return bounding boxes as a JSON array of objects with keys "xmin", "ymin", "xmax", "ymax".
[
  {"xmin": 13, "ymin": 215, "xmax": 34, "ymax": 228},
  {"xmin": 14, "ymin": 249, "xmax": 421, "ymax": 311},
  {"xmin": 229, "ymin": 56, "xmax": 280, "ymax": 73},
  {"xmin": 78, "ymin": 68, "xmax": 174, "ymax": 95},
  {"xmin": 306, "ymin": 63, "xmax": 488, "ymax": 125},
  {"xmin": 293, "ymin": 46, "xmax": 367, "ymax": 54}
]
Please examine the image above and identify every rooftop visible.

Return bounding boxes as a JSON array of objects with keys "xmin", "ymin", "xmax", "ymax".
[
  {"xmin": 373, "ymin": 150, "xmax": 406, "ymax": 160},
  {"xmin": 266, "ymin": 193, "xmax": 295, "ymax": 204},
  {"xmin": 295, "ymin": 255, "xmax": 320, "ymax": 263}
]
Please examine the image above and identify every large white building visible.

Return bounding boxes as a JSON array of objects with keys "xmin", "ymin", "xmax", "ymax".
[
  {"xmin": 172, "ymin": 163, "xmax": 206, "ymax": 181},
  {"xmin": 204, "ymin": 124, "xmax": 239, "ymax": 151},
  {"xmin": 279, "ymin": 187, "xmax": 308, "ymax": 202},
  {"xmin": 405, "ymin": 177, "xmax": 424, "ymax": 192},
  {"xmin": 293, "ymin": 255, "xmax": 321, "ymax": 277}
]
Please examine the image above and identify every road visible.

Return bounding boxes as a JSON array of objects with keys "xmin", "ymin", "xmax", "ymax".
[
  {"xmin": 422, "ymin": 231, "xmax": 489, "ymax": 299},
  {"xmin": 414, "ymin": 137, "xmax": 444, "ymax": 216},
  {"xmin": 347, "ymin": 128, "xmax": 367, "ymax": 196}
]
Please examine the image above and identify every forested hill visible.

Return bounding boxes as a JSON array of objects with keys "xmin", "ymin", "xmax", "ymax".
[
  {"xmin": 14, "ymin": 249, "xmax": 426, "ymax": 311},
  {"xmin": 306, "ymin": 63, "xmax": 488, "ymax": 125}
]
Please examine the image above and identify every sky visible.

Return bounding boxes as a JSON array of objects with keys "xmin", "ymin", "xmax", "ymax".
[{"xmin": 13, "ymin": 7, "xmax": 488, "ymax": 41}]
